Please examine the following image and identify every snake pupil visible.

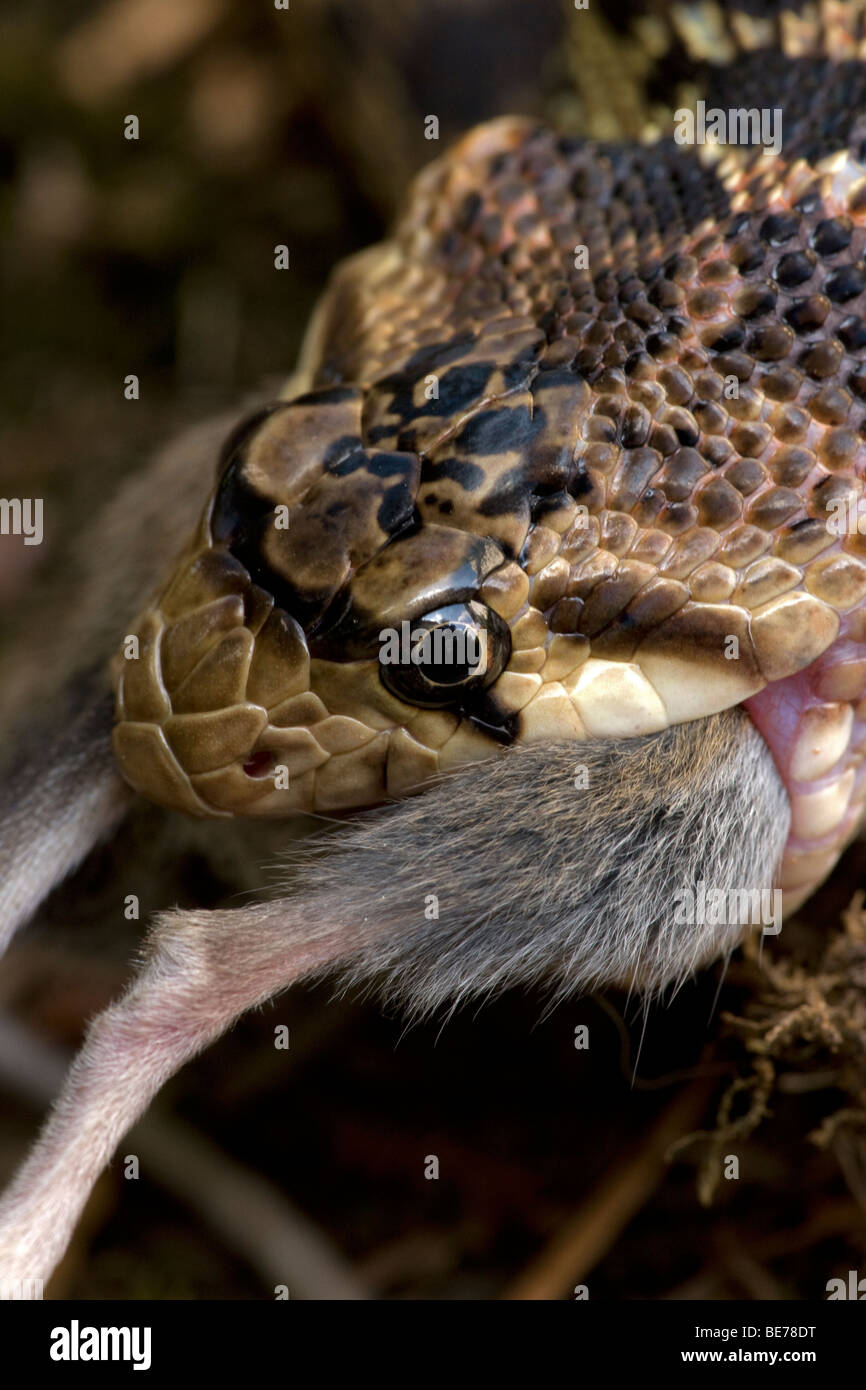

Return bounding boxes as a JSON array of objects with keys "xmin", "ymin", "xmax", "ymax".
[
  {"xmin": 417, "ymin": 625, "xmax": 479, "ymax": 684},
  {"xmin": 379, "ymin": 601, "xmax": 510, "ymax": 708}
]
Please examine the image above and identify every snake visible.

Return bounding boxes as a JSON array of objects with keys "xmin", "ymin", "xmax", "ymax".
[{"xmin": 111, "ymin": 1, "xmax": 866, "ymax": 922}]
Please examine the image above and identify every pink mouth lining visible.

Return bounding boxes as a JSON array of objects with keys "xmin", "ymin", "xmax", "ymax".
[{"xmin": 744, "ymin": 617, "xmax": 866, "ymax": 910}]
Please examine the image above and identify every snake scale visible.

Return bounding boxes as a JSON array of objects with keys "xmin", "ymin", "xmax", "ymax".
[{"xmin": 111, "ymin": 1, "xmax": 866, "ymax": 922}]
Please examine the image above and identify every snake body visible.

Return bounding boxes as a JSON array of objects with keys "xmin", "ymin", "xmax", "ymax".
[{"xmin": 113, "ymin": 3, "xmax": 866, "ymax": 915}]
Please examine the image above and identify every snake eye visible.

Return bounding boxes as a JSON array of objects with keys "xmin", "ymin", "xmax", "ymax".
[{"xmin": 379, "ymin": 601, "xmax": 510, "ymax": 708}]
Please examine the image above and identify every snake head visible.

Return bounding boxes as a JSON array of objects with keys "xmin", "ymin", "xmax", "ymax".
[
  {"xmin": 111, "ymin": 386, "xmax": 524, "ymax": 817},
  {"xmin": 112, "ymin": 112, "xmax": 866, "ymax": 921}
]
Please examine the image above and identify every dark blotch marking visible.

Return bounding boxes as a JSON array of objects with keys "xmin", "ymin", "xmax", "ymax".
[
  {"xmin": 422, "ymin": 455, "xmax": 486, "ymax": 490},
  {"xmin": 434, "ymin": 362, "xmax": 496, "ymax": 414},
  {"xmin": 210, "ymin": 458, "xmax": 274, "ymax": 546},
  {"xmin": 785, "ymin": 295, "xmax": 829, "ymax": 332},
  {"xmin": 839, "ymin": 315, "xmax": 866, "ymax": 350},
  {"xmin": 825, "ymin": 263, "xmax": 866, "ymax": 303},
  {"xmin": 402, "ymin": 330, "xmax": 480, "ymax": 376},
  {"xmin": 761, "ymin": 211, "xmax": 800, "ymax": 246},
  {"xmin": 812, "ymin": 216, "xmax": 853, "ymax": 256},
  {"xmin": 774, "ymin": 250, "xmax": 817, "ymax": 288},
  {"xmin": 457, "ymin": 191, "xmax": 483, "ymax": 231},
  {"xmin": 323, "ymin": 434, "xmax": 365, "ymax": 472},
  {"xmin": 377, "ymin": 482, "xmax": 417, "ymax": 534},
  {"xmin": 453, "ymin": 403, "xmax": 539, "ymax": 456},
  {"xmin": 365, "ymin": 451, "xmax": 419, "ymax": 479},
  {"xmin": 466, "ymin": 705, "xmax": 519, "ymax": 745},
  {"xmin": 705, "ymin": 321, "xmax": 745, "ymax": 353}
]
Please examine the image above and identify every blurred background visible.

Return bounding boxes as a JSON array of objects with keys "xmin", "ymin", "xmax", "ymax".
[{"xmin": 1, "ymin": 0, "xmax": 865, "ymax": 1300}]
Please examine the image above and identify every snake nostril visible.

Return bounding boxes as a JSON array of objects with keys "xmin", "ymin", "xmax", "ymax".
[{"xmin": 243, "ymin": 749, "xmax": 279, "ymax": 779}]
